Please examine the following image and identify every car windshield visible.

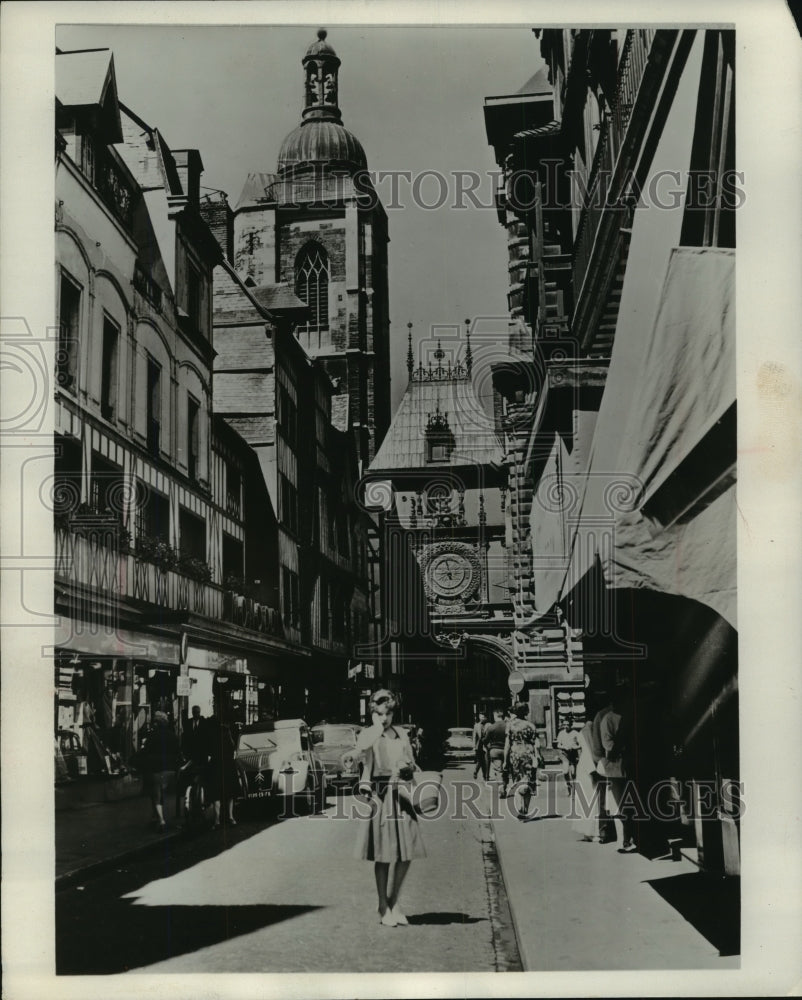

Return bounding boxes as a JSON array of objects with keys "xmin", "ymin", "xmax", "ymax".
[
  {"xmin": 272, "ymin": 727, "xmax": 304, "ymax": 753},
  {"xmin": 237, "ymin": 731, "xmax": 279, "ymax": 752},
  {"xmin": 313, "ymin": 726, "xmax": 357, "ymax": 745},
  {"xmin": 449, "ymin": 729, "xmax": 472, "ymax": 738}
]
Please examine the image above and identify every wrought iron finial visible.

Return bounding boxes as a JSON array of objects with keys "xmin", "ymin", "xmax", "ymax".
[
  {"xmin": 433, "ymin": 339, "xmax": 445, "ymax": 362},
  {"xmin": 406, "ymin": 322, "xmax": 414, "ymax": 380},
  {"xmin": 464, "ymin": 318, "xmax": 473, "ymax": 376}
]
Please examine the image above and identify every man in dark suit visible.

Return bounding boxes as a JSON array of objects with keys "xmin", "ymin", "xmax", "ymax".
[{"xmin": 180, "ymin": 704, "xmax": 210, "ymax": 815}]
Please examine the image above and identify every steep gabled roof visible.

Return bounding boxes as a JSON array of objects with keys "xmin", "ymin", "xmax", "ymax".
[
  {"xmin": 56, "ymin": 48, "xmax": 122, "ymax": 143},
  {"xmin": 236, "ymin": 172, "xmax": 278, "ymax": 209},
  {"xmin": 369, "ymin": 377, "xmax": 503, "ymax": 475}
]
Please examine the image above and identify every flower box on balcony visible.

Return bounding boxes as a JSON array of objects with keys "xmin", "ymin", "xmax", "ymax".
[
  {"xmin": 134, "ymin": 534, "xmax": 177, "ymax": 570},
  {"xmin": 177, "ymin": 554, "xmax": 212, "ymax": 583}
]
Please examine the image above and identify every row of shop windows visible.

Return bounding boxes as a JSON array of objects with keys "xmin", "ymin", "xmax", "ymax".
[{"xmin": 54, "ymin": 655, "xmax": 263, "ymax": 777}]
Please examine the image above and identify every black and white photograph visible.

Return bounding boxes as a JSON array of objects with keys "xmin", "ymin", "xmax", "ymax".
[{"xmin": 1, "ymin": 3, "xmax": 801, "ymax": 998}]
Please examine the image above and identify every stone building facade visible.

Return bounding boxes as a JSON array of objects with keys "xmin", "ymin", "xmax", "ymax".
[{"xmin": 227, "ymin": 30, "xmax": 391, "ymax": 471}]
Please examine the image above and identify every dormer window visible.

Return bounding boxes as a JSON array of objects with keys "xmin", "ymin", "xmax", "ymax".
[{"xmin": 425, "ymin": 406, "xmax": 455, "ymax": 463}]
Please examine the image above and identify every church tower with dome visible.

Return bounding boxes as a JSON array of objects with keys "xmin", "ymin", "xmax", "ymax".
[{"xmin": 230, "ymin": 29, "xmax": 390, "ymax": 469}]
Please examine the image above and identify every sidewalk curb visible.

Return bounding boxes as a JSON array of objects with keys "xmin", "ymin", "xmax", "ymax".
[
  {"xmin": 485, "ymin": 813, "xmax": 532, "ymax": 971},
  {"xmin": 56, "ymin": 828, "xmax": 185, "ymax": 891}
]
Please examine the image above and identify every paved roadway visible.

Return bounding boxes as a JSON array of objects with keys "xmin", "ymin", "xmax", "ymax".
[{"xmin": 55, "ymin": 767, "xmax": 520, "ymax": 974}]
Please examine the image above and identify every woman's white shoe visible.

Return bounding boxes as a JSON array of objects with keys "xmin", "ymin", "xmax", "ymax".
[
  {"xmin": 379, "ymin": 909, "xmax": 398, "ymax": 927},
  {"xmin": 390, "ymin": 905, "xmax": 409, "ymax": 926}
]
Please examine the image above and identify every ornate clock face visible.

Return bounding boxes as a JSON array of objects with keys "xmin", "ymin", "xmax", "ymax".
[{"xmin": 428, "ymin": 552, "xmax": 473, "ymax": 597}]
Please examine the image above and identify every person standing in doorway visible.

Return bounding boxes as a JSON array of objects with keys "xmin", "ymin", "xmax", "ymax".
[{"xmin": 472, "ymin": 712, "xmax": 489, "ymax": 780}]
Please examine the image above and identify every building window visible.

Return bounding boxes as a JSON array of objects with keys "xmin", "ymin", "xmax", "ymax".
[
  {"xmin": 279, "ymin": 473, "xmax": 299, "ymax": 535},
  {"xmin": 226, "ymin": 462, "xmax": 241, "ymax": 518},
  {"xmin": 319, "ymin": 578, "xmax": 329, "ymax": 638},
  {"xmin": 222, "ymin": 532, "xmax": 244, "ymax": 583},
  {"xmin": 282, "ymin": 567, "xmax": 300, "ymax": 628},
  {"xmin": 295, "ymin": 243, "xmax": 329, "ymax": 333},
  {"xmin": 146, "ymin": 355, "xmax": 161, "ymax": 456},
  {"xmin": 90, "ymin": 453, "xmax": 123, "ymax": 514},
  {"xmin": 277, "ymin": 383, "xmax": 298, "ymax": 447},
  {"xmin": 187, "ymin": 394, "xmax": 200, "ymax": 480},
  {"xmin": 178, "ymin": 506, "xmax": 206, "ymax": 561},
  {"xmin": 57, "ymin": 274, "xmax": 81, "ymax": 392},
  {"xmin": 100, "ymin": 316, "xmax": 119, "ymax": 421},
  {"xmin": 135, "ymin": 483, "xmax": 170, "ymax": 542},
  {"xmin": 187, "ymin": 259, "xmax": 203, "ymax": 333},
  {"xmin": 54, "ymin": 435, "xmax": 83, "ymax": 522}
]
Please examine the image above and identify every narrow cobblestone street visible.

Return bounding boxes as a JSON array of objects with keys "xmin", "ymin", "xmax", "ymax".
[{"xmin": 56, "ymin": 770, "xmax": 518, "ymax": 974}]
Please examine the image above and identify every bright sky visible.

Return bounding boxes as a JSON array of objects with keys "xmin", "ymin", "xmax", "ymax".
[{"xmin": 56, "ymin": 24, "xmax": 544, "ymax": 411}]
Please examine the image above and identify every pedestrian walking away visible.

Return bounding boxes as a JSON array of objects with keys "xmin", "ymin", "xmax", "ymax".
[
  {"xmin": 133, "ymin": 710, "xmax": 181, "ymax": 832},
  {"xmin": 472, "ymin": 712, "xmax": 489, "ymax": 780},
  {"xmin": 484, "ymin": 709, "xmax": 509, "ymax": 794},
  {"xmin": 208, "ymin": 712, "xmax": 238, "ymax": 828},
  {"xmin": 504, "ymin": 702, "xmax": 542, "ymax": 817},
  {"xmin": 353, "ymin": 689, "xmax": 426, "ymax": 927}
]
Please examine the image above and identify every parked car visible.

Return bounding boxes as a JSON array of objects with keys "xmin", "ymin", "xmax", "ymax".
[
  {"xmin": 310, "ymin": 723, "xmax": 363, "ymax": 790},
  {"xmin": 235, "ymin": 718, "xmax": 327, "ymax": 814},
  {"xmin": 443, "ymin": 726, "xmax": 474, "ymax": 761}
]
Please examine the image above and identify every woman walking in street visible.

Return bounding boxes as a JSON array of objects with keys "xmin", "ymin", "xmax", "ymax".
[
  {"xmin": 353, "ymin": 689, "xmax": 426, "ymax": 927},
  {"xmin": 503, "ymin": 702, "xmax": 542, "ymax": 818},
  {"xmin": 137, "ymin": 710, "xmax": 181, "ymax": 832}
]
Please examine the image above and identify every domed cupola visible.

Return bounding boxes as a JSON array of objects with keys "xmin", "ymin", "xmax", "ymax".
[{"xmin": 277, "ymin": 29, "xmax": 367, "ymax": 177}]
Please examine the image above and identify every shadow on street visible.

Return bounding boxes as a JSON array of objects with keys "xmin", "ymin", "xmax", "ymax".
[
  {"xmin": 407, "ymin": 911, "xmax": 487, "ymax": 926},
  {"xmin": 57, "ymin": 900, "xmax": 321, "ymax": 974},
  {"xmin": 644, "ymin": 872, "xmax": 740, "ymax": 957},
  {"xmin": 56, "ymin": 815, "xmax": 309, "ymax": 974}
]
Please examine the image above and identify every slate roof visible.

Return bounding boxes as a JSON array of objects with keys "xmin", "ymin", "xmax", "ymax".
[
  {"xmin": 236, "ymin": 172, "xmax": 278, "ymax": 209},
  {"xmin": 251, "ymin": 284, "xmax": 308, "ymax": 315},
  {"xmin": 213, "ymin": 372, "xmax": 275, "ymax": 416},
  {"xmin": 222, "ymin": 415, "xmax": 276, "ymax": 446},
  {"xmin": 516, "ymin": 66, "xmax": 552, "ymax": 96},
  {"xmin": 214, "ymin": 327, "xmax": 274, "ymax": 371},
  {"xmin": 369, "ymin": 377, "xmax": 503, "ymax": 474},
  {"xmin": 331, "ymin": 394, "xmax": 350, "ymax": 433}
]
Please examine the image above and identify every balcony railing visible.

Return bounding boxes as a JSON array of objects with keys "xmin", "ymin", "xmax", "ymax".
[
  {"xmin": 55, "ymin": 527, "xmax": 282, "ymax": 637},
  {"xmin": 572, "ymin": 29, "xmax": 656, "ymax": 302}
]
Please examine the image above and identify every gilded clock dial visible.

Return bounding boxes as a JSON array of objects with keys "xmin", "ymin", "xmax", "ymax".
[{"xmin": 428, "ymin": 552, "xmax": 473, "ymax": 597}]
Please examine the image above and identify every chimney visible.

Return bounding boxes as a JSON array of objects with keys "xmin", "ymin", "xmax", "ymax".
[
  {"xmin": 173, "ymin": 149, "xmax": 203, "ymax": 205},
  {"xmin": 200, "ymin": 192, "xmax": 234, "ymax": 263}
]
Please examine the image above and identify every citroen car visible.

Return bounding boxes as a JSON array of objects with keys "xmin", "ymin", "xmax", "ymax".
[
  {"xmin": 310, "ymin": 723, "xmax": 363, "ymax": 790},
  {"xmin": 235, "ymin": 718, "xmax": 327, "ymax": 814}
]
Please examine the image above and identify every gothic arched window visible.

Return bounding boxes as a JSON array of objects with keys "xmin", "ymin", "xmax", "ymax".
[{"xmin": 295, "ymin": 243, "xmax": 329, "ymax": 334}]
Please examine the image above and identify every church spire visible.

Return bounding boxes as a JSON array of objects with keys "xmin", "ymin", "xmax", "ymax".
[
  {"xmin": 464, "ymin": 318, "xmax": 473, "ymax": 376},
  {"xmin": 302, "ymin": 28, "xmax": 342, "ymax": 124},
  {"xmin": 406, "ymin": 322, "xmax": 414, "ymax": 380}
]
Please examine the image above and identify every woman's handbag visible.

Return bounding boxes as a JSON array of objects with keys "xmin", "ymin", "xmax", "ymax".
[{"xmin": 397, "ymin": 770, "xmax": 443, "ymax": 816}]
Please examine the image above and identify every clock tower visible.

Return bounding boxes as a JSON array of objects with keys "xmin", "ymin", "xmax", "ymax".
[{"xmin": 365, "ymin": 322, "xmax": 516, "ymax": 723}]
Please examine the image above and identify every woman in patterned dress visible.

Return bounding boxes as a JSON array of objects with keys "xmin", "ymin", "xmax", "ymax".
[
  {"xmin": 353, "ymin": 690, "xmax": 426, "ymax": 927},
  {"xmin": 503, "ymin": 702, "xmax": 542, "ymax": 817}
]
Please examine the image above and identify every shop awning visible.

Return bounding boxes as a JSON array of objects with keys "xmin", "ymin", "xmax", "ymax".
[{"xmin": 533, "ymin": 246, "xmax": 736, "ymax": 629}]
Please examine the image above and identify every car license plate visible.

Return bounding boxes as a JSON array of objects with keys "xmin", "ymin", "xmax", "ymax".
[{"xmin": 249, "ymin": 790, "xmax": 271, "ymax": 799}]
